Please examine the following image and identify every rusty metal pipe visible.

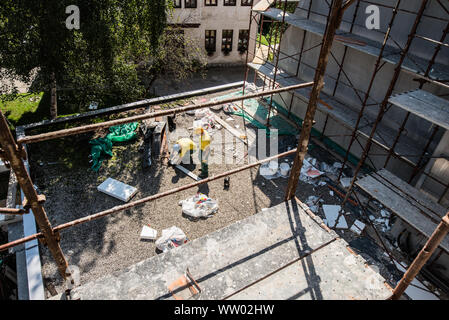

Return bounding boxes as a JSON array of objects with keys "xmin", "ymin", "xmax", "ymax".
[
  {"xmin": 0, "ymin": 149, "xmax": 298, "ymax": 252},
  {"xmin": 390, "ymin": 212, "xmax": 449, "ymax": 300},
  {"xmin": 17, "ymin": 83, "xmax": 313, "ymax": 145},
  {"xmin": 0, "ymin": 207, "xmax": 27, "ymax": 215},
  {"xmin": 0, "ymin": 110, "xmax": 69, "ymax": 278},
  {"xmin": 285, "ymin": 0, "xmax": 347, "ymax": 200}
]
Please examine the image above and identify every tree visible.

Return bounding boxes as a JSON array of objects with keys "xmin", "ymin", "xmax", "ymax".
[
  {"xmin": 137, "ymin": 26, "xmax": 208, "ymax": 97},
  {"xmin": 0, "ymin": 0, "xmax": 168, "ymax": 118}
]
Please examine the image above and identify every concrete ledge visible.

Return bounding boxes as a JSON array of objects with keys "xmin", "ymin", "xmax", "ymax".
[{"xmin": 68, "ymin": 200, "xmax": 391, "ymax": 300}]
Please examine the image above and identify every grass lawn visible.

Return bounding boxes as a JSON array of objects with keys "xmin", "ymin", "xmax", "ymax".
[{"xmin": 0, "ymin": 92, "xmax": 46, "ymax": 129}]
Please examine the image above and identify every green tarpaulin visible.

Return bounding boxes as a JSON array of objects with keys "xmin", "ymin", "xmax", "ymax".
[{"xmin": 89, "ymin": 122, "xmax": 139, "ymax": 172}]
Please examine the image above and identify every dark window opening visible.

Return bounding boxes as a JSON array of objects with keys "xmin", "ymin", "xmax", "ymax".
[
  {"xmin": 185, "ymin": 0, "xmax": 197, "ymax": 8},
  {"xmin": 241, "ymin": 0, "xmax": 252, "ymax": 6},
  {"xmin": 222, "ymin": 29, "xmax": 233, "ymax": 54},
  {"xmin": 224, "ymin": 0, "xmax": 236, "ymax": 6},
  {"xmin": 205, "ymin": 30, "xmax": 217, "ymax": 54},
  {"xmin": 238, "ymin": 29, "xmax": 249, "ymax": 53},
  {"xmin": 173, "ymin": 0, "xmax": 182, "ymax": 8}
]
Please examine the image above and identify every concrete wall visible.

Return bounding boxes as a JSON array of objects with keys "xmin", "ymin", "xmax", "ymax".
[
  {"xmin": 267, "ymin": 0, "xmax": 449, "ymax": 202},
  {"xmin": 169, "ymin": 0, "xmax": 259, "ymax": 65}
]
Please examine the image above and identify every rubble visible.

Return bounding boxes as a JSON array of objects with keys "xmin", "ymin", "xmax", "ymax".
[
  {"xmin": 322, "ymin": 205, "xmax": 348, "ymax": 229},
  {"xmin": 140, "ymin": 225, "xmax": 158, "ymax": 241},
  {"xmin": 350, "ymin": 220, "xmax": 366, "ymax": 235}
]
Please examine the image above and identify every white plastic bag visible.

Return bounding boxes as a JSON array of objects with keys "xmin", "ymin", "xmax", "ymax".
[
  {"xmin": 155, "ymin": 226, "xmax": 187, "ymax": 252},
  {"xmin": 179, "ymin": 193, "xmax": 218, "ymax": 218}
]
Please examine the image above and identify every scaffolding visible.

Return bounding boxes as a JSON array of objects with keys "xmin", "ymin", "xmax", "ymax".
[{"xmin": 0, "ymin": 0, "xmax": 448, "ymax": 300}]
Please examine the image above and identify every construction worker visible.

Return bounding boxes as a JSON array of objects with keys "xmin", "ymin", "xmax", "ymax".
[
  {"xmin": 194, "ymin": 127, "xmax": 211, "ymax": 178},
  {"xmin": 169, "ymin": 137, "xmax": 197, "ymax": 165}
]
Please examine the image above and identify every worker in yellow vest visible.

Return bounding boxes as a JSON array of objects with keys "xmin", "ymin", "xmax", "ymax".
[
  {"xmin": 169, "ymin": 137, "xmax": 197, "ymax": 165},
  {"xmin": 194, "ymin": 127, "xmax": 211, "ymax": 178}
]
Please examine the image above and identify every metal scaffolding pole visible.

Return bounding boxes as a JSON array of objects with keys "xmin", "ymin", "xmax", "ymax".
[
  {"xmin": 285, "ymin": 0, "xmax": 350, "ymax": 200},
  {"xmin": 337, "ymin": 0, "xmax": 402, "ymax": 181},
  {"xmin": 0, "ymin": 110, "xmax": 69, "ymax": 279},
  {"xmin": 339, "ymin": 0, "xmax": 429, "ymax": 209},
  {"xmin": 0, "ymin": 148, "xmax": 298, "ymax": 252},
  {"xmin": 384, "ymin": 20, "xmax": 449, "ymax": 171},
  {"xmin": 267, "ymin": 0, "xmax": 288, "ymax": 127},
  {"xmin": 391, "ymin": 211, "xmax": 449, "ymax": 300}
]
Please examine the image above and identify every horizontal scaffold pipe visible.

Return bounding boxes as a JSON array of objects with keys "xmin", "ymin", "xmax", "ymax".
[
  {"xmin": 17, "ymin": 83, "xmax": 314, "ymax": 145},
  {"xmin": 0, "ymin": 149, "xmax": 297, "ymax": 252}
]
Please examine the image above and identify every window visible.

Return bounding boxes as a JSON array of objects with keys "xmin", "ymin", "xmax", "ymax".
[
  {"xmin": 222, "ymin": 30, "xmax": 233, "ymax": 53},
  {"xmin": 205, "ymin": 30, "xmax": 216, "ymax": 53},
  {"xmin": 224, "ymin": 0, "xmax": 236, "ymax": 6},
  {"xmin": 185, "ymin": 0, "xmax": 197, "ymax": 8},
  {"xmin": 173, "ymin": 0, "xmax": 182, "ymax": 8},
  {"xmin": 205, "ymin": 0, "xmax": 217, "ymax": 5},
  {"xmin": 241, "ymin": 0, "xmax": 252, "ymax": 6},
  {"xmin": 238, "ymin": 30, "xmax": 249, "ymax": 52}
]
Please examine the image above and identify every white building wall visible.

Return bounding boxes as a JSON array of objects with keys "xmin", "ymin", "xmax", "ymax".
[{"xmin": 169, "ymin": 0, "xmax": 259, "ymax": 65}]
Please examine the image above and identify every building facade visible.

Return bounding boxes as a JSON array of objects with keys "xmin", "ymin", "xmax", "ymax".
[{"xmin": 169, "ymin": 0, "xmax": 259, "ymax": 65}]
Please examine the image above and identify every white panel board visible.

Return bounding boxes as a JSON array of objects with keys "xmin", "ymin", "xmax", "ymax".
[{"xmin": 97, "ymin": 178, "xmax": 138, "ymax": 202}]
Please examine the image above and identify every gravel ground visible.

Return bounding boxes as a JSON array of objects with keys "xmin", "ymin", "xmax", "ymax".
[
  {"xmin": 27, "ymin": 89, "xmax": 447, "ymax": 299},
  {"xmin": 29, "ymin": 90, "xmax": 311, "ymax": 295}
]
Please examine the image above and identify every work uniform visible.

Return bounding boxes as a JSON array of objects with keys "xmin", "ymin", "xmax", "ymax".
[
  {"xmin": 195, "ymin": 128, "xmax": 211, "ymax": 178},
  {"xmin": 170, "ymin": 138, "xmax": 196, "ymax": 165}
]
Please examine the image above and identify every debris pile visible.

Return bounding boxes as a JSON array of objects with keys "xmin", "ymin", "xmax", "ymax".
[
  {"xmin": 179, "ymin": 193, "xmax": 219, "ymax": 218},
  {"xmin": 155, "ymin": 226, "xmax": 188, "ymax": 253}
]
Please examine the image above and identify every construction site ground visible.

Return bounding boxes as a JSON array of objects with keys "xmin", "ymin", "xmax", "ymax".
[{"xmin": 24, "ymin": 88, "xmax": 446, "ymax": 299}]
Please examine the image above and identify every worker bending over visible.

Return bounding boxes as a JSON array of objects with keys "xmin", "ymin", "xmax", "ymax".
[
  {"xmin": 169, "ymin": 137, "xmax": 197, "ymax": 165},
  {"xmin": 194, "ymin": 127, "xmax": 211, "ymax": 178}
]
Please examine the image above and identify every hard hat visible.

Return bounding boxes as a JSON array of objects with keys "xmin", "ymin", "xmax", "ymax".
[{"xmin": 172, "ymin": 144, "xmax": 181, "ymax": 152}]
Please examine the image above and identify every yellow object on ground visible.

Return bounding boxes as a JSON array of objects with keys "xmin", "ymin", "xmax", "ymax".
[{"xmin": 176, "ymin": 138, "xmax": 197, "ymax": 158}]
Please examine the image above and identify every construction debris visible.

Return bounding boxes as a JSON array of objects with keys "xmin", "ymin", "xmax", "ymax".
[
  {"xmin": 305, "ymin": 195, "xmax": 320, "ymax": 213},
  {"xmin": 140, "ymin": 225, "xmax": 157, "ymax": 241},
  {"xmin": 340, "ymin": 177, "xmax": 352, "ymax": 188},
  {"xmin": 179, "ymin": 193, "xmax": 218, "ymax": 218},
  {"xmin": 350, "ymin": 219, "xmax": 366, "ymax": 235},
  {"xmin": 322, "ymin": 204, "xmax": 348, "ymax": 229},
  {"xmin": 155, "ymin": 226, "xmax": 188, "ymax": 253},
  {"xmin": 97, "ymin": 178, "xmax": 138, "ymax": 202},
  {"xmin": 260, "ymin": 161, "xmax": 281, "ymax": 179}
]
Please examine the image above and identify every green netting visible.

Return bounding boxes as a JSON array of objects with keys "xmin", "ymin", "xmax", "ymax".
[
  {"xmin": 212, "ymin": 90, "xmax": 371, "ymax": 171},
  {"xmin": 89, "ymin": 122, "xmax": 139, "ymax": 172},
  {"xmin": 213, "ymin": 91, "xmax": 298, "ymax": 136}
]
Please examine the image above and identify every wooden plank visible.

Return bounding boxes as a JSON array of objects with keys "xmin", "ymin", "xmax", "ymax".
[
  {"xmin": 213, "ymin": 115, "xmax": 248, "ymax": 145},
  {"xmin": 252, "ymin": 0, "xmax": 274, "ymax": 12},
  {"xmin": 408, "ymin": 90, "xmax": 449, "ymax": 110},
  {"xmin": 355, "ymin": 174, "xmax": 449, "ymax": 253},
  {"xmin": 389, "ymin": 91, "xmax": 449, "ymax": 130},
  {"xmin": 374, "ymin": 169, "xmax": 446, "ymax": 219}
]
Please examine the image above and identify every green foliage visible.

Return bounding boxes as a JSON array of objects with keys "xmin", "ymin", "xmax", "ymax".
[
  {"xmin": 0, "ymin": 0, "xmax": 169, "ymax": 116},
  {"xmin": 0, "ymin": 92, "xmax": 44, "ymax": 129},
  {"xmin": 273, "ymin": 1, "xmax": 298, "ymax": 13},
  {"xmin": 137, "ymin": 26, "xmax": 208, "ymax": 96}
]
